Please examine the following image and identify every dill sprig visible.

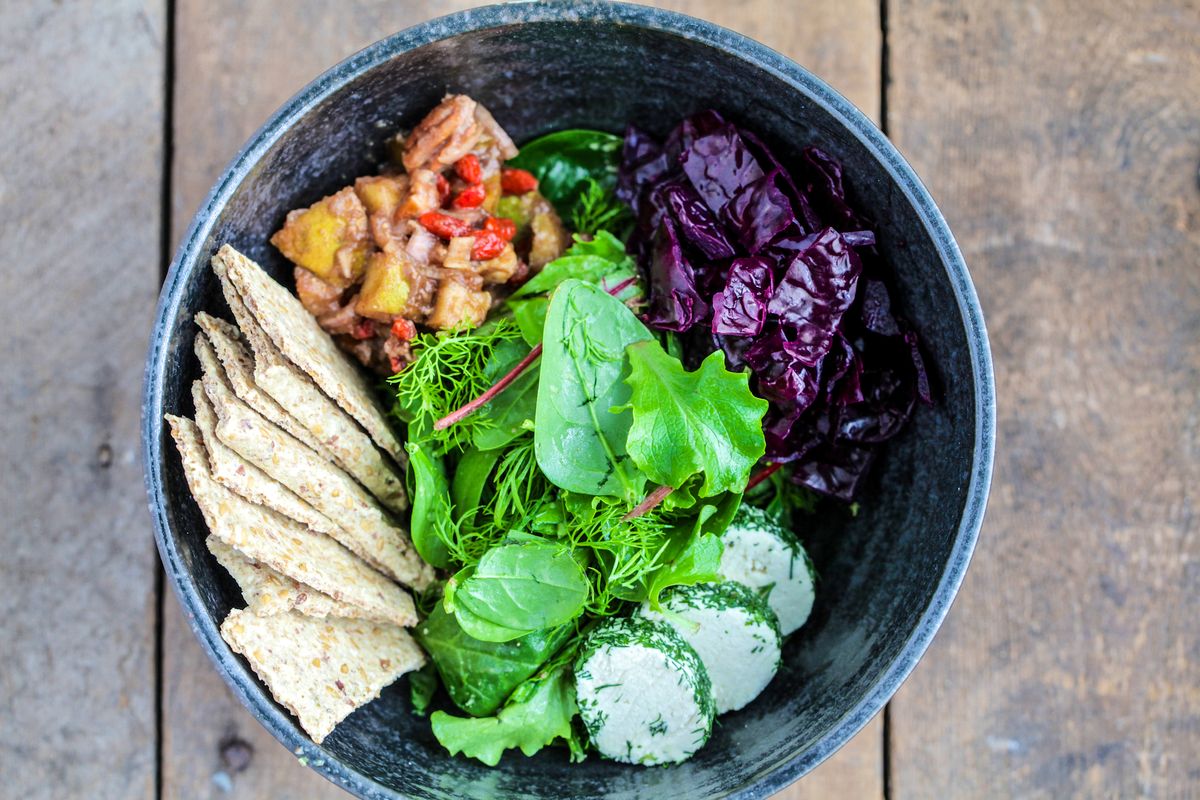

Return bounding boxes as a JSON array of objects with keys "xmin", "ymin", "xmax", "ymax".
[
  {"xmin": 389, "ymin": 319, "xmax": 523, "ymax": 454},
  {"xmin": 559, "ymin": 496, "xmax": 674, "ymax": 617},
  {"xmin": 570, "ymin": 179, "xmax": 633, "ymax": 237}
]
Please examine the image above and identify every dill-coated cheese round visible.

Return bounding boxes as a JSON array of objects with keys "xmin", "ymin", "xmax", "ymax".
[
  {"xmin": 640, "ymin": 581, "xmax": 782, "ymax": 714},
  {"xmin": 574, "ymin": 617, "xmax": 715, "ymax": 765},
  {"xmin": 718, "ymin": 505, "xmax": 816, "ymax": 635}
]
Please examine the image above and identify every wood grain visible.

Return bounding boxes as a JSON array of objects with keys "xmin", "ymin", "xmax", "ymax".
[
  {"xmin": 0, "ymin": 2, "xmax": 164, "ymax": 799},
  {"xmin": 166, "ymin": 1, "xmax": 881, "ymax": 797},
  {"xmin": 888, "ymin": 1, "xmax": 1200, "ymax": 797}
]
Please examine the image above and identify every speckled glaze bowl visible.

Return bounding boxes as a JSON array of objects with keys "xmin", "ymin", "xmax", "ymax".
[{"xmin": 143, "ymin": 4, "xmax": 994, "ymax": 798}]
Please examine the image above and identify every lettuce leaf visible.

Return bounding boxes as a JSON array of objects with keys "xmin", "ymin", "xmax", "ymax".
[{"xmin": 430, "ymin": 662, "xmax": 578, "ymax": 766}]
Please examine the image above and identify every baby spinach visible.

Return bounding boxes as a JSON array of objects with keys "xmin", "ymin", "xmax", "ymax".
[
  {"xmin": 430, "ymin": 661, "xmax": 578, "ymax": 766},
  {"xmin": 408, "ymin": 663, "xmax": 439, "ymax": 717},
  {"xmin": 507, "ymin": 129, "xmax": 622, "ymax": 217},
  {"xmin": 473, "ymin": 338, "xmax": 539, "ymax": 451},
  {"xmin": 446, "ymin": 540, "xmax": 589, "ymax": 642},
  {"xmin": 451, "ymin": 446, "xmax": 502, "ymax": 525},
  {"xmin": 507, "ymin": 233, "xmax": 640, "ymax": 348},
  {"xmin": 535, "ymin": 280, "xmax": 651, "ymax": 502},
  {"xmin": 624, "ymin": 340, "xmax": 769, "ymax": 497},
  {"xmin": 414, "ymin": 603, "xmax": 574, "ymax": 716},
  {"xmin": 405, "ymin": 440, "xmax": 452, "ymax": 568}
]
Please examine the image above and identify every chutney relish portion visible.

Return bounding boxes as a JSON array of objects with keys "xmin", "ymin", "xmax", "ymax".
[{"xmin": 271, "ymin": 94, "xmax": 568, "ymax": 375}]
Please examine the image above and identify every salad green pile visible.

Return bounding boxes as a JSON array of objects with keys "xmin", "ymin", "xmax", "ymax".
[{"xmin": 389, "ymin": 130, "xmax": 804, "ymax": 765}]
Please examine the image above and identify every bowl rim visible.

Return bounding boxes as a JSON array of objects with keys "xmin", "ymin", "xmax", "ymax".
[{"xmin": 142, "ymin": 3, "xmax": 996, "ymax": 798}]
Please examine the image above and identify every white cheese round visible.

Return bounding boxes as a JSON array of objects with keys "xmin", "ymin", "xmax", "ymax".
[
  {"xmin": 718, "ymin": 504, "xmax": 816, "ymax": 635},
  {"xmin": 574, "ymin": 617, "xmax": 715, "ymax": 765},
  {"xmin": 640, "ymin": 582, "xmax": 782, "ymax": 714}
]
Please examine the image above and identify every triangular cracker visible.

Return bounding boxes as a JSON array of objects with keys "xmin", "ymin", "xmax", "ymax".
[
  {"xmin": 165, "ymin": 415, "xmax": 417, "ymax": 626},
  {"xmin": 220, "ymin": 608, "xmax": 424, "ymax": 743},
  {"xmin": 197, "ymin": 348, "xmax": 432, "ymax": 590},
  {"xmin": 212, "ymin": 244, "xmax": 405, "ymax": 465},
  {"xmin": 206, "ymin": 535, "xmax": 394, "ymax": 624},
  {"xmin": 210, "ymin": 295, "xmax": 407, "ymax": 514},
  {"xmin": 194, "ymin": 311, "xmax": 332, "ymax": 459},
  {"xmin": 192, "ymin": 379, "xmax": 343, "ymax": 540}
]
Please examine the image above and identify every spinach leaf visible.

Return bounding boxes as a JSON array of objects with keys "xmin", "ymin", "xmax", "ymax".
[
  {"xmin": 409, "ymin": 663, "xmax": 439, "ymax": 717},
  {"xmin": 474, "ymin": 338, "xmax": 539, "ymax": 450},
  {"xmin": 507, "ymin": 129, "xmax": 622, "ymax": 215},
  {"xmin": 510, "ymin": 295, "xmax": 550, "ymax": 347},
  {"xmin": 510, "ymin": 232, "xmax": 635, "ymax": 300},
  {"xmin": 507, "ymin": 233, "xmax": 640, "ymax": 348},
  {"xmin": 624, "ymin": 340, "xmax": 768, "ymax": 497},
  {"xmin": 404, "ymin": 440, "xmax": 452, "ymax": 568},
  {"xmin": 430, "ymin": 661, "xmax": 577, "ymax": 766},
  {"xmin": 535, "ymin": 280, "xmax": 651, "ymax": 501},
  {"xmin": 414, "ymin": 603, "xmax": 574, "ymax": 716},
  {"xmin": 451, "ymin": 446, "xmax": 501, "ymax": 524},
  {"xmin": 447, "ymin": 541, "xmax": 588, "ymax": 642}
]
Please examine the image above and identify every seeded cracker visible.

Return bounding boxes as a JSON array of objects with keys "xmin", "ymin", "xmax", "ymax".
[
  {"xmin": 206, "ymin": 294, "xmax": 407, "ymax": 514},
  {"xmin": 212, "ymin": 244, "xmax": 406, "ymax": 466},
  {"xmin": 205, "ymin": 535, "xmax": 394, "ymax": 624},
  {"xmin": 193, "ymin": 311, "xmax": 333, "ymax": 458},
  {"xmin": 165, "ymin": 414, "xmax": 417, "ymax": 627},
  {"xmin": 191, "ymin": 378, "xmax": 344, "ymax": 539},
  {"xmin": 220, "ymin": 608, "xmax": 424, "ymax": 744},
  {"xmin": 197, "ymin": 342, "xmax": 433, "ymax": 591}
]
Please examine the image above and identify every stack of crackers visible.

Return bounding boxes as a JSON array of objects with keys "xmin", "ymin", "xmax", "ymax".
[{"xmin": 166, "ymin": 244, "xmax": 434, "ymax": 743}]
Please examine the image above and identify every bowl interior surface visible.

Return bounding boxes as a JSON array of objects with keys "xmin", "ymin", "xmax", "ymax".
[{"xmin": 147, "ymin": 6, "xmax": 990, "ymax": 800}]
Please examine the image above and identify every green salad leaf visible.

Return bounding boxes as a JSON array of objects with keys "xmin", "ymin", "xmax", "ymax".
[
  {"xmin": 624, "ymin": 340, "xmax": 769, "ymax": 497},
  {"xmin": 446, "ymin": 540, "xmax": 589, "ymax": 642},
  {"xmin": 408, "ymin": 663, "xmax": 439, "ymax": 717},
  {"xmin": 535, "ymin": 280, "xmax": 651, "ymax": 501},
  {"xmin": 451, "ymin": 446, "xmax": 502, "ymax": 526},
  {"xmin": 414, "ymin": 603, "xmax": 574, "ymax": 716},
  {"xmin": 507, "ymin": 232, "xmax": 639, "ymax": 348},
  {"xmin": 473, "ymin": 338, "xmax": 539, "ymax": 451},
  {"xmin": 506, "ymin": 129, "xmax": 622, "ymax": 217},
  {"xmin": 643, "ymin": 493, "xmax": 741, "ymax": 608},
  {"xmin": 404, "ymin": 440, "xmax": 452, "ymax": 568},
  {"xmin": 430, "ymin": 661, "xmax": 578, "ymax": 766}
]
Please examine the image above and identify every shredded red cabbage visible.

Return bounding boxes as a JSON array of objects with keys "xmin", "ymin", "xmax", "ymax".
[{"xmin": 618, "ymin": 111, "xmax": 933, "ymax": 501}]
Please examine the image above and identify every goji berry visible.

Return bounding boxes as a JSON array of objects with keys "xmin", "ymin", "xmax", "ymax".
[
  {"xmin": 390, "ymin": 318, "xmax": 416, "ymax": 340},
  {"xmin": 484, "ymin": 216, "xmax": 517, "ymax": 241},
  {"xmin": 454, "ymin": 154, "xmax": 482, "ymax": 184},
  {"xmin": 351, "ymin": 319, "xmax": 375, "ymax": 340},
  {"xmin": 419, "ymin": 211, "xmax": 473, "ymax": 239},
  {"xmin": 471, "ymin": 231, "xmax": 507, "ymax": 261},
  {"xmin": 501, "ymin": 168, "xmax": 538, "ymax": 195},
  {"xmin": 451, "ymin": 183, "xmax": 486, "ymax": 209},
  {"xmin": 435, "ymin": 173, "xmax": 451, "ymax": 203}
]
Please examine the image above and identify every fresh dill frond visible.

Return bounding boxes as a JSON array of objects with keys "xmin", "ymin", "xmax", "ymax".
[
  {"xmin": 388, "ymin": 319, "xmax": 523, "ymax": 454},
  {"xmin": 571, "ymin": 179, "xmax": 633, "ymax": 237},
  {"xmin": 559, "ymin": 495, "xmax": 674, "ymax": 617}
]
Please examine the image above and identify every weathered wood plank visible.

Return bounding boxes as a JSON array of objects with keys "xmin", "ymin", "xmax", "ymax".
[
  {"xmin": 0, "ymin": 2, "xmax": 164, "ymax": 799},
  {"xmin": 888, "ymin": 1, "xmax": 1200, "ymax": 797},
  {"xmin": 166, "ymin": 2, "xmax": 882, "ymax": 797}
]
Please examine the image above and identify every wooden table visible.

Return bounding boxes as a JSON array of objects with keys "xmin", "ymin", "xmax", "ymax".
[{"xmin": 2, "ymin": 1, "xmax": 1196, "ymax": 797}]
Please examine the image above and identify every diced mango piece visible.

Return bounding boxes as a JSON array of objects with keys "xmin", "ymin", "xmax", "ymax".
[
  {"xmin": 270, "ymin": 187, "xmax": 370, "ymax": 286},
  {"xmin": 426, "ymin": 276, "xmax": 490, "ymax": 331},
  {"xmin": 354, "ymin": 175, "xmax": 405, "ymax": 217},
  {"xmin": 355, "ymin": 251, "xmax": 412, "ymax": 321}
]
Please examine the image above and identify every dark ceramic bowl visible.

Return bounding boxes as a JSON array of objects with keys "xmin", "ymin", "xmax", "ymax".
[{"xmin": 143, "ymin": 3, "xmax": 994, "ymax": 798}]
